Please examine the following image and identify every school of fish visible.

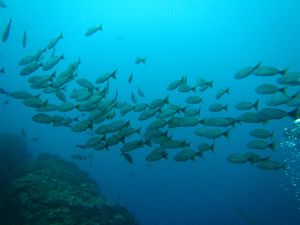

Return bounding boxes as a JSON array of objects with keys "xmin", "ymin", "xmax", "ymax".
[{"xmin": 1, "ymin": 4, "xmax": 299, "ymax": 171}]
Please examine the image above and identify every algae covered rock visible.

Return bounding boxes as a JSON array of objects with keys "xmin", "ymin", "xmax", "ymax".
[
  {"xmin": 0, "ymin": 153, "xmax": 139, "ymax": 225},
  {"xmin": 0, "ymin": 133, "xmax": 31, "ymax": 188}
]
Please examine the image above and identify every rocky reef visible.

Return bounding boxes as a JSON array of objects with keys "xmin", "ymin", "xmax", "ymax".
[{"xmin": 0, "ymin": 134, "xmax": 139, "ymax": 225}]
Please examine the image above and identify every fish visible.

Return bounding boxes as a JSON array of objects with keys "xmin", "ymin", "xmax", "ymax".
[
  {"xmin": 197, "ymin": 78, "xmax": 213, "ymax": 91},
  {"xmin": 199, "ymin": 117, "xmax": 236, "ymax": 127},
  {"xmin": 47, "ymin": 33, "xmax": 63, "ymax": 49},
  {"xmin": 57, "ymin": 102, "xmax": 78, "ymax": 112},
  {"xmin": 21, "ymin": 128, "xmax": 27, "ymax": 138},
  {"xmin": 43, "ymin": 54, "xmax": 64, "ymax": 71},
  {"xmin": 184, "ymin": 108, "xmax": 201, "ymax": 117},
  {"xmin": 160, "ymin": 139, "xmax": 189, "ymax": 149},
  {"xmin": 255, "ymin": 84, "xmax": 287, "ymax": 95},
  {"xmin": 173, "ymin": 149, "xmax": 199, "ymax": 162},
  {"xmin": 138, "ymin": 87, "xmax": 145, "ymax": 97},
  {"xmin": 85, "ymin": 24, "xmax": 103, "ymax": 37},
  {"xmin": 32, "ymin": 137, "xmax": 39, "ymax": 142},
  {"xmin": 185, "ymin": 95, "xmax": 202, "ymax": 104},
  {"xmin": 9, "ymin": 90, "xmax": 33, "ymax": 99},
  {"xmin": 71, "ymin": 153, "xmax": 93, "ymax": 160},
  {"xmin": 0, "ymin": 67, "xmax": 5, "ymax": 74},
  {"xmin": 133, "ymin": 103, "xmax": 148, "ymax": 112},
  {"xmin": 2, "ymin": 99, "xmax": 9, "ymax": 105},
  {"xmin": 0, "ymin": 87, "xmax": 8, "ymax": 95},
  {"xmin": 277, "ymin": 72, "xmax": 300, "ymax": 86},
  {"xmin": 167, "ymin": 76, "xmax": 187, "ymax": 91},
  {"xmin": 131, "ymin": 92, "xmax": 137, "ymax": 103},
  {"xmin": 95, "ymin": 70, "xmax": 117, "ymax": 83},
  {"xmin": 121, "ymin": 139, "xmax": 151, "ymax": 153},
  {"xmin": 76, "ymin": 78, "xmax": 95, "ymax": 90},
  {"xmin": 23, "ymin": 97, "xmax": 48, "ymax": 108},
  {"xmin": 265, "ymin": 93, "xmax": 290, "ymax": 106},
  {"xmin": 20, "ymin": 62, "xmax": 42, "ymax": 76},
  {"xmin": 238, "ymin": 112, "xmax": 267, "ymax": 124},
  {"xmin": 249, "ymin": 128, "xmax": 273, "ymax": 139},
  {"xmin": 209, "ymin": 103, "xmax": 228, "ymax": 112},
  {"xmin": 253, "ymin": 66, "xmax": 287, "ymax": 76},
  {"xmin": 71, "ymin": 119, "xmax": 93, "ymax": 132},
  {"xmin": 244, "ymin": 152, "xmax": 270, "ymax": 164},
  {"xmin": 32, "ymin": 113, "xmax": 53, "ymax": 124},
  {"xmin": 2, "ymin": 18, "xmax": 12, "ymax": 42},
  {"xmin": 234, "ymin": 61, "xmax": 262, "ymax": 79},
  {"xmin": 128, "ymin": 73, "xmax": 133, "ymax": 83},
  {"xmin": 146, "ymin": 148, "xmax": 168, "ymax": 162},
  {"xmin": 246, "ymin": 139, "xmax": 276, "ymax": 151},
  {"xmin": 235, "ymin": 99, "xmax": 259, "ymax": 111},
  {"xmin": 55, "ymin": 91, "xmax": 67, "ymax": 103},
  {"xmin": 258, "ymin": 107, "xmax": 299, "ymax": 120},
  {"xmin": 197, "ymin": 143, "xmax": 215, "ymax": 153},
  {"xmin": 0, "ymin": 0, "xmax": 7, "ymax": 8},
  {"xmin": 34, "ymin": 48, "xmax": 47, "ymax": 61},
  {"xmin": 194, "ymin": 127, "xmax": 230, "ymax": 140},
  {"xmin": 135, "ymin": 56, "xmax": 146, "ymax": 64},
  {"xmin": 227, "ymin": 153, "xmax": 248, "ymax": 163},
  {"xmin": 18, "ymin": 55, "xmax": 36, "ymax": 66},
  {"xmin": 177, "ymin": 83, "xmax": 196, "ymax": 92},
  {"xmin": 256, "ymin": 160, "xmax": 286, "ymax": 171},
  {"xmin": 22, "ymin": 29, "xmax": 27, "ymax": 48},
  {"xmin": 215, "ymin": 87, "xmax": 230, "ymax": 100},
  {"xmin": 149, "ymin": 96, "xmax": 169, "ymax": 109},
  {"xmin": 168, "ymin": 116, "xmax": 200, "ymax": 128},
  {"xmin": 121, "ymin": 152, "xmax": 133, "ymax": 164}
]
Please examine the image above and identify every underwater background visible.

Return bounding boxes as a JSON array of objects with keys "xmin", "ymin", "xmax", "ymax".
[{"xmin": 1, "ymin": 0, "xmax": 300, "ymax": 224}]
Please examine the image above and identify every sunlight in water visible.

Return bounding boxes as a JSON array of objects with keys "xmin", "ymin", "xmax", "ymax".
[{"xmin": 281, "ymin": 119, "xmax": 300, "ymax": 210}]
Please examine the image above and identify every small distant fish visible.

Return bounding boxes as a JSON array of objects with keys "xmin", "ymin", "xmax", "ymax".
[
  {"xmin": 128, "ymin": 73, "xmax": 133, "ymax": 83},
  {"xmin": 71, "ymin": 153, "xmax": 93, "ymax": 160},
  {"xmin": 2, "ymin": 99, "xmax": 9, "ymax": 105},
  {"xmin": 32, "ymin": 137, "xmax": 39, "ymax": 142},
  {"xmin": 22, "ymin": 29, "xmax": 27, "ymax": 48},
  {"xmin": 0, "ymin": 67, "xmax": 5, "ymax": 74},
  {"xmin": 2, "ymin": 18, "xmax": 12, "ymax": 42},
  {"xmin": 121, "ymin": 152, "xmax": 133, "ymax": 164},
  {"xmin": 135, "ymin": 56, "xmax": 146, "ymax": 64},
  {"xmin": 85, "ymin": 24, "xmax": 103, "ymax": 37},
  {"xmin": 0, "ymin": 0, "xmax": 7, "ymax": 8},
  {"xmin": 21, "ymin": 128, "xmax": 27, "ymax": 138},
  {"xmin": 138, "ymin": 87, "xmax": 145, "ymax": 97}
]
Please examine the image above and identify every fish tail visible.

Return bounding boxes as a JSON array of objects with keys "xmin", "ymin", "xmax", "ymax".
[
  {"xmin": 279, "ymin": 68, "xmax": 288, "ymax": 75},
  {"xmin": 253, "ymin": 99, "xmax": 259, "ymax": 111},
  {"xmin": 269, "ymin": 142, "xmax": 276, "ymax": 151},
  {"xmin": 223, "ymin": 129, "xmax": 231, "ymax": 139}
]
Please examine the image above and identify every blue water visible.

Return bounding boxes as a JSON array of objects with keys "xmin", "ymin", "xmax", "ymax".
[{"xmin": 1, "ymin": 0, "xmax": 300, "ymax": 224}]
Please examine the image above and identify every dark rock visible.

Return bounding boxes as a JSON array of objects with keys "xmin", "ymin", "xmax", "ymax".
[
  {"xmin": 0, "ymin": 153, "xmax": 139, "ymax": 225},
  {"xmin": 0, "ymin": 133, "xmax": 31, "ymax": 188}
]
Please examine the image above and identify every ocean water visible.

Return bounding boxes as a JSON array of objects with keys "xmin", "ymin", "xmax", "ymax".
[{"xmin": 1, "ymin": 0, "xmax": 300, "ymax": 224}]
